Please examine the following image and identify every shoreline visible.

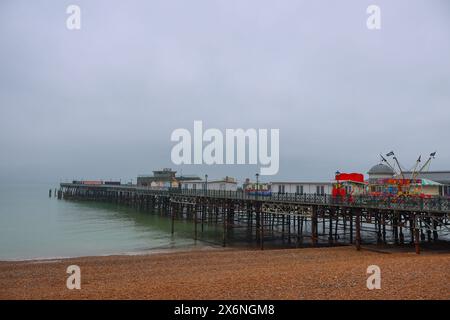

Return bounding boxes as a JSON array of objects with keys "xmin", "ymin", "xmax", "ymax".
[
  {"xmin": 1, "ymin": 246, "xmax": 449, "ymax": 300},
  {"xmin": 3, "ymin": 240, "xmax": 449, "ymax": 263},
  {"xmin": 0, "ymin": 243, "xmax": 226, "ymax": 263}
]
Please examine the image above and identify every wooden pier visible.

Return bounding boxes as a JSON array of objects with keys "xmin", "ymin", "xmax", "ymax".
[{"xmin": 59, "ymin": 183, "xmax": 450, "ymax": 253}]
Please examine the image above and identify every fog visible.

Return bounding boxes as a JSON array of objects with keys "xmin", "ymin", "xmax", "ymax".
[{"xmin": 1, "ymin": 0, "xmax": 449, "ymax": 185}]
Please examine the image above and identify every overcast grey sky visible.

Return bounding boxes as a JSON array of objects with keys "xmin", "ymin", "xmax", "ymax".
[{"xmin": 0, "ymin": 0, "xmax": 449, "ymax": 184}]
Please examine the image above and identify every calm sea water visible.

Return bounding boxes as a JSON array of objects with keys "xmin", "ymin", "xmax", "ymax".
[{"xmin": 0, "ymin": 184, "xmax": 223, "ymax": 261}]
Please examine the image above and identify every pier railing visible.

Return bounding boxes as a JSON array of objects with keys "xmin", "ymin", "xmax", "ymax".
[
  {"xmin": 60, "ymin": 183, "xmax": 450, "ymax": 213},
  {"xmin": 170, "ymin": 188, "xmax": 450, "ymax": 213}
]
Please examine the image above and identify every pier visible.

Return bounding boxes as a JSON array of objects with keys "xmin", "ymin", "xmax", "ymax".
[{"xmin": 59, "ymin": 183, "xmax": 450, "ymax": 254}]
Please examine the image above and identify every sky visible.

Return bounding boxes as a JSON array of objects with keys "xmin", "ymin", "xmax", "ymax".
[{"xmin": 0, "ymin": 0, "xmax": 449, "ymax": 185}]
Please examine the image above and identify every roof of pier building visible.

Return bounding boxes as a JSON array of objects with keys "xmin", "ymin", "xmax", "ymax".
[
  {"xmin": 137, "ymin": 168, "xmax": 201, "ymax": 186},
  {"xmin": 181, "ymin": 177, "xmax": 237, "ymax": 184},
  {"xmin": 367, "ymin": 163, "xmax": 395, "ymax": 176},
  {"xmin": 397, "ymin": 171, "xmax": 450, "ymax": 185}
]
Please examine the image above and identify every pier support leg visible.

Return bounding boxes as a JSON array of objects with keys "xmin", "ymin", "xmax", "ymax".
[
  {"xmin": 349, "ymin": 212, "xmax": 353, "ymax": 244},
  {"xmin": 201, "ymin": 205, "xmax": 205, "ymax": 233},
  {"xmin": 311, "ymin": 206, "xmax": 318, "ymax": 247},
  {"xmin": 300, "ymin": 216, "xmax": 304, "ymax": 244},
  {"xmin": 414, "ymin": 218, "xmax": 421, "ymax": 255},
  {"xmin": 171, "ymin": 207, "xmax": 175, "ymax": 235},
  {"xmin": 334, "ymin": 211, "xmax": 339, "ymax": 242},
  {"xmin": 432, "ymin": 219, "xmax": 439, "ymax": 242},
  {"xmin": 409, "ymin": 215, "xmax": 415, "ymax": 245},
  {"xmin": 222, "ymin": 203, "xmax": 227, "ymax": 247},
  {"xmin": 328, "ymin": 210, "xmax": 333, "ymax": 245},
  {"xmin": 343, "ymin": 213, "xmax": 347, "ymax": 236},
  {"xmin": 260, "ymin": 208, "xmax": 264, "ymax": 250},
  {"xmin": 322, "ymin": 215, "xmax": 326, "ymax": 234},
  {"xmin": 377, "ymin": 212, "xmax": 382, "ymax": 245},
  {"xmin": 194, "ymin": 208, "xmax": 198, "ymax": 241},
  {"xmin": 399, "ymin": 214, "xmax": 404, "ymax": 245},
  {"xmin": 426, "ymin": 218, "xmax": 432, "ymax": 242},
  {"xmin": 355, "ymin": 210, "xmax": 361, "ymax": 251}
]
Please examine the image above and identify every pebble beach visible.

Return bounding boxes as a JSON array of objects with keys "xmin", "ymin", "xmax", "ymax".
[{"xmin": 1, "ymin": 246, "xmax": 449, "ymax": 300}]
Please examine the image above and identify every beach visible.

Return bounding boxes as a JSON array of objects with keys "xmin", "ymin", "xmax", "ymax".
[{"xmin": 1, "ymin": 246, "xmax": 449, "ymax": 300}]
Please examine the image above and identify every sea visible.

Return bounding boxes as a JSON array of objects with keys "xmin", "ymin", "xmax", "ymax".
[{"xmin": 0, "ymin": 183, "xmax": 225, "ymax": 261}]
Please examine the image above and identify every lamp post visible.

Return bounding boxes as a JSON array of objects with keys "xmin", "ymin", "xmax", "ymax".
[{"xmin": 205, "ymin": 174, "xmax": 208, "ymax": 196}]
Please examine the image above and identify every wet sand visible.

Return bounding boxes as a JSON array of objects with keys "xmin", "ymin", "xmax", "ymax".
[{"xmin": 0, "ymin": 246, "xmax": 449, "ymax": 300}]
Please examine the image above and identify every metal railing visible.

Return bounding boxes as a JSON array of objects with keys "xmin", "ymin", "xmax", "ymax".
[
  {"xmin": 167, "ymin": 188, "xmax": 450, "ymax": 212},
  {"xmin": 60, "ymin": 183, "xmax": 450, "ymax": 213}
]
